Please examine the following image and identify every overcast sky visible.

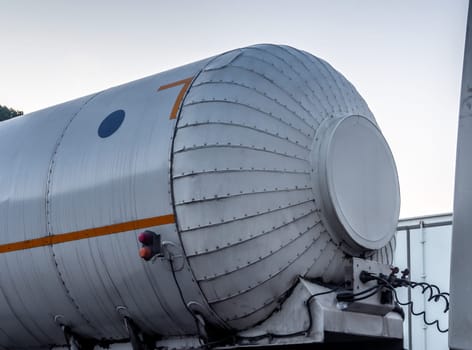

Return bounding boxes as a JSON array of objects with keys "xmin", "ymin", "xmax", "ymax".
[{"xmin": 0, "ymin": 0, "xmax": 468, "ymax": 218}]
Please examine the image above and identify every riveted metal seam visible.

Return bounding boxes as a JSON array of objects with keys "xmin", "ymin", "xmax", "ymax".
[
  {"xmin": 298, "ymin": 51, "xmax": 341, "ymax": 113},
  {"xmin": 206, "ymin": 235, "xmax": 324, "ymax": 304},
  {"xmin": 178, "ymin": 119, "xmax": 312, "ymax": 151},
  {"xmin": 185, "ymin": 206, "xmax": 318, "ymax": 255},
  {"xmin": 246, "ymin": 46, "xmax": 329, "ymax": 122},
  {"xmin": 174, "ymin": 143, "xmax": 309, "ymax": 162},
  {"xmin": 168, "ymin": 51, "xmax": 247, "ymax": 330},
  {"xmin": 183, "ymin": 99, "xmax": 313, "ymax": 140},
  {"xmin": 175, "ymin": 186, "xmax": 312, "ymax": 207},
  {"xmin": 281, "ymin": 45, "xmax": 335, "ymax": 116},
  {"xmin": 313, "ymin": 55, "xmax": 350, "ymax": 113},
  {"xmin": 160, "ymin": 72, "xmax": 212, "ymax": 332},
  {"xmin": 224, "ymin": 268, "xmax": 315, "ymax": 322},
  {"xmin": 289, "ymin": 49, "xmax": 336, "ymax": 113},
  {"xmin": 233, "ymin": 53, "xmax": 325, "ymax": 125},
  {"xmin": 195, "ymin": 220, "xmax": 322, "ymax": 281},
  {"xmin": 191, "ymin": 79, "xmax": 318, "ymax": 131},
  {"xmin": 189, "ymin": 202, "xmax": 318, "ymax": 253},
  {"xmin": 215, "ymin": 238, "xmax": 330, "ymax": 321},
  {"xmin": 208, "ymin": 62, "xmax": 319, "ymax": 131},
  {"xmin": 45, "ymin": 92, "xmax": 102, "ymax": 335},
  {"xmin": 321, "ymin": 241, "xmax": 341, "ymax": 282},
  {"xmin": 173, "ymin": 167, "xmax": 310, "ymax": 180},
  {"xmin": 178, "ymin": 197, "xmax": 315, "ymax": 232}
]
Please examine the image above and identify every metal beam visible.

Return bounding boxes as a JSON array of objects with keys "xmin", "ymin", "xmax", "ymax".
[{"xmin": 449, "ymin": 1, "xmax": 472, "ymax": 349}]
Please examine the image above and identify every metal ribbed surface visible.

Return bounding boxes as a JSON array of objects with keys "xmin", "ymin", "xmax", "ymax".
[
  {"xmin": 172, "ymin": 44, "xmax": 396, "ymax": 329},
  {"xmin": 0, "ymin": 59, "xmax": 216, "ymax": 348},
  {"xmin": 0, "ymin": 44, "xmax": 398, "ymax": 349}
]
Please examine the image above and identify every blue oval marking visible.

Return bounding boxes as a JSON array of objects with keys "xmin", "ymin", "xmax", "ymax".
[{"xmin": 98, "ymin": 110, "xmax": 125, "ymax": 138}]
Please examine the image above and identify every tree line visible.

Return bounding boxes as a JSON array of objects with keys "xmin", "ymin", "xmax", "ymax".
[{"xmin": 0, "ymin": 105, "xmax": 23, "ymax": 122}]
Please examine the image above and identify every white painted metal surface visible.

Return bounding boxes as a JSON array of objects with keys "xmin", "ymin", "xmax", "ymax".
[
  {"xmin": 395, "ymin": 213, "xmax": 452, "ymax": 350},
  {"xmin": 0, "ymin": 44, "xmax": 400, "ymax": 348},
  {"xmin": 312, "ymin": 115, "xmax": 400, "ymax": 253},
  {"xmin": 237, "ymin": 278, "xmax": 403, "ymax": 346}
]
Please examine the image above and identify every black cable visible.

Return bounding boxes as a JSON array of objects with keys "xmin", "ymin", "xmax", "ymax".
[
  {"xmin": 366, "ymin": 273, "xmax": 449, "ymax": 333},
  {"xmin": 238, "ymin": 282, "xmax": 390, "ymax": 344},
  {"xmin": 204, "ymin": 275, "xmax": 413, "ymax": 347},
  {"xmin": 409, "ymin": 282, "xmax": 450, "ymax": 310},
  {"xmin": 238, "ymin": 279, "xmax": 398, "ymax": 343},
  {"xmin": 236, "ymin": 287, "xmax": 340, "ymax": 342},
  {"xmin": 348, "ymin": 287, "xmax": 383, "ymax": 302},
  {"xmin": 374, "ymin": 274, "xmax": 450, "ymax": 313},
  {"xmin": 391, "ymin": 286, "xmax": 448, "ymax": 333},
  {"xmin": 185, "ymin": 269, "xmax": 449, "ymax": 347},
  {"xmin": 336, "ymin": 284, "xmax": 381, "ymax": 302}
]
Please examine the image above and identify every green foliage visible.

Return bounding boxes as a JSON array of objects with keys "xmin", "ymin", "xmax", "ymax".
[{"xmin": 0, "ymin": 105, "xmax": 23, "ymax": 122}]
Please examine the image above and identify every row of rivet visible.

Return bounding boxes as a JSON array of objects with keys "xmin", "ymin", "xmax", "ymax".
[
  {"xmin": 174, "ymin": 142, "xmax": 310, "ymax": 163},
  {"xmin": 206, "ymin": 233, "xmax": 326, "ymax": 305},
  {"xmin": 316, "ymin": 56, "xmax": 365, "ymax": 115},
  {"xmin": 195, "ymin": 219, "xmax": 323, "ymax": 281},
  {"xmin": 186, "ymin": 206, "xmax": 318, "ymax": 256},
  {"xmin": 302, "ymin": 51, "xmax": 369, "ymax": 118},
  {"xmin": 311, "ymin": 56, "xmax": 346, "ymax": 114},
  {"xmin": 242, "ymin": 48, "xmax": 332, "ymax": 123},
  {"xmin": 231, "ymin": 53, "xmax": 330, "ymax": 123},
  {"xmin": 183, "ymin": 98, "xmax": 314, "ymax": 140},
  {"xmin": 178, "ymin": 118, "xmax": 312, "ymax": 151},
  {"xmin": 197, "ymin": 56, "xmax": 327, "ymax": 126},
  {"xmin": 221, "ymin": 233, "xmax": 330, "ymax": 321},
  {"xmin": 225, "ymin": 261, "xmax": 314, "ymax": 323},
  {"xmin": 45, "ymin": 94, "xmax": 101, "ymax": 335},
  {"xmin": 302, "ymin": 231, "xmax": 337, "ymax": 280},
  {"xmin": 175, "ymin": 184, "xmax": 312, "ymax": 207},
  {"xmin": 179, "ymin": 196, "xmax": 316, "ymax": 232},
  {"xmin": 295, "ymin": 51, "xmax": 339, "ymax": 114},
  {"xmin": 191, "ymin": 78, "xmax": 318, "ymax": 131},
  {"xmin": 188, "ymin": 201, "xmax": 316, "ymax": 243},
  {"xmin": 238, "ymin": 47, "xmax": 370, "ymax": 131},
  {"xmin": 172, "ymin": 167, "xmax": 310, "ymax": 179},
  {"xmin": 320, "ymin": 239, "xmax": 341, "ymax": 282},
  {"xmin": 230, "ymin": 61, "xmax": 332, "ymax": 124}
]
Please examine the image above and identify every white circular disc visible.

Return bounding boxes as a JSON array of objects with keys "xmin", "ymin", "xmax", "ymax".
[{"xmin": 315, "ymin": 115, "xmax": 400, "ymax": 252}]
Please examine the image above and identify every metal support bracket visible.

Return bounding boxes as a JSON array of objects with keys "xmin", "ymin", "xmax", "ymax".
[
  {"xmin": 61, "ymin": 325, "xmax": 96, "ymax": 350},
  {"xmin": 342, "ymin": 257, "xmax": 395, "ymax": 315},
  {"xmin": 235, "ymin": 277, "xmax": 402, "ymax": 347},
  {"xmin": 123, "ymin": 317, "xmax": 155, "ymax": 350}
]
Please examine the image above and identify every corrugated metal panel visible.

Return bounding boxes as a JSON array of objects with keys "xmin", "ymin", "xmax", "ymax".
[
  {"xmin": 173, "ymin": 44, "xmax": 397, "ymax": 329},
  {"xmin": 0, "ymin": 43, "xmax": 400, "ymax": 348},
  {"xmin": 0, "ymin": 59, "xmax": 215, "ymax": 348}
]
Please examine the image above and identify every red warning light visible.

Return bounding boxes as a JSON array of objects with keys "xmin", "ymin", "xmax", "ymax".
[
  {"xmin": 137, "ymin": 230, "xmax": 161, "ymax": 261},
  {"xmin": 139, "ymin": 246, "xmax": 152, "ymax": 260},
  {"xmin": 138, "ymin": 231, "xmax": 154, "ymax": 245}
]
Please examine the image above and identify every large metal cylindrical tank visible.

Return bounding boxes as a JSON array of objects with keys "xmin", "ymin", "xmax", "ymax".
[{"xmin": 0, "ymin": 44, "xmax": 400, "ymax": 348}]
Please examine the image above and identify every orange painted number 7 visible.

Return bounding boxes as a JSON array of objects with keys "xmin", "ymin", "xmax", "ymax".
[{"xmin": 158, "ymin": 77, "xmax": 194, "ymax": 119}]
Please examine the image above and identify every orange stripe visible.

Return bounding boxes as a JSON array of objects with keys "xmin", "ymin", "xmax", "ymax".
[
  {"xmin": 0, "ymin": 214, "xmax": 175, "ymax": 254},
  {"xmin": 158, "ymin": 77, "xmax": 194, "ymax": 119}
]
